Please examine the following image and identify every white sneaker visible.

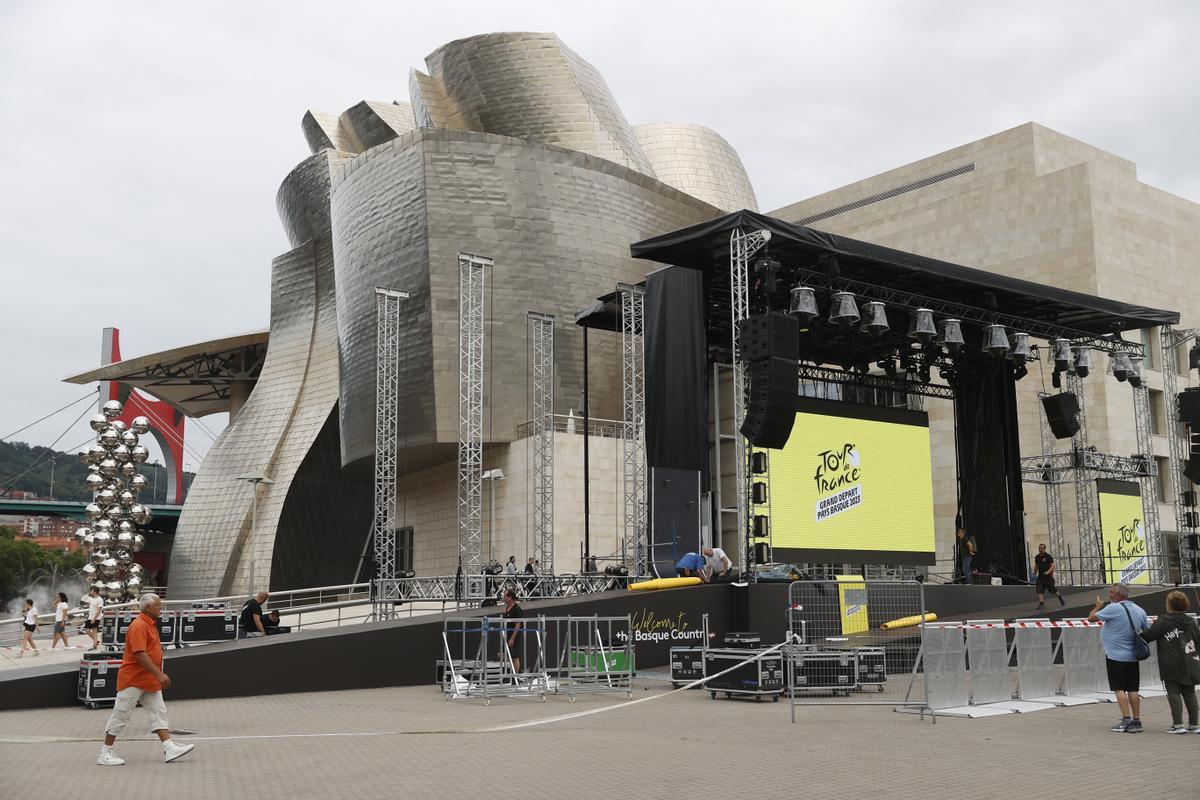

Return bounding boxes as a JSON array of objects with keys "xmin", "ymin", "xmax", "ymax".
[
  {"xmin": 96, "ymin": 750, "xmax": 125, "ymax": 766},
  {"xmin": 163, "ymin": 741, "xmax": 195, "ymax": 763}
]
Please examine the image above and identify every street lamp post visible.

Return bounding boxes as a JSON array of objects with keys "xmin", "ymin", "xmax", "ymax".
[
  {"xmin": 151, "ymin": 460, "xmax": 160, "ymax": 504},
  {"xmin": 236, "ymin": 471, "xmax": 274, "ymax": 594},
  {"xmin": 48, "ymin": 453, "xmax": 56, "ymax": 501}
]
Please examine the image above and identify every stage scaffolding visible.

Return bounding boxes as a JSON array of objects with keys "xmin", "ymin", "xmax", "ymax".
[
  {"xmin": 1162, "ymin": 325, "xmax": 1198, "ymax": 582},
  {"xmin": 1035, "ymin": 392, "xmax": 1067, "ymax": 564},
  {"xmin": 729, "ymin": 228, "xmax": 771, "ymax": 576},
  {"xmin": 528, "ymin": 312, "xmax": 556, "ymax": 574},
  {"xmin": 618, "ymin": 283, "xmax": 647, "ymax": 573},
  {"xmin": 457, "ymin": 253, "xmax": 492, "ymax": 573},
  {"xmin": 1132, "ymin": 382, "xmax": 1164, "ymax": 582},
  {"xmin": 371, "ymin": 287, "xmax": 408, "ymax": 614}
]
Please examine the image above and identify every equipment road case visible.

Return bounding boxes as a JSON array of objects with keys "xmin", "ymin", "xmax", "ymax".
[
  {"xmin": 178, "ymin": 607, "xmax": 237, "ymax": 645},
  {"xmin": 670, "ymin": 646, "xmax": 705, "ymax": 688},
  {"xmin": 101, "ymin": 609, "xmax": 177, "ymax": 649},
  {"xmin": 854, "ymin": 647, "xmax": 886, "ymax": 688},
  {"xmin": 705, "ymin": 647, "xmax": 784, "ymax": 701},
  {"xmin": 78, "ymin": 651, "xmax": 123, "ymax": 708},
  {"xmin": 790, "ymin": 650, "xmax": 856, "ymax": 693}
]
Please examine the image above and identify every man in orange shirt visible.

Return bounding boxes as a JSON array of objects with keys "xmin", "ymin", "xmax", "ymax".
[{"xmin": 97, "ymin": 593, "xmax": 195, "ymax": 766}]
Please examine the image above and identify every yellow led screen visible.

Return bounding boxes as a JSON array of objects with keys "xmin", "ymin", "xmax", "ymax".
[
  {"xmin": 767, "ymin": 398, "xmax": 936, "ymax": 564},
  {"xmin": 1096, "ymin": 479, "xmax": 1149, "ymax": 585}
]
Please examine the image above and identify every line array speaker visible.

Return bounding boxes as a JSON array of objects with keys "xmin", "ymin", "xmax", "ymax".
[
  {"xmin": 737, "ymin": 312, "xmax": 799, "ymax": 363},
  {"xmin": 1041, "ymin": 392, "xmax": 1081, "ymax": 439},
  {"xmin": 740, "ymin": 356, "xmax": 797, "ymax": 448},
  {"xmin": 1178, "ymin": 388, "xmax": 1200, "ymax": 426}
]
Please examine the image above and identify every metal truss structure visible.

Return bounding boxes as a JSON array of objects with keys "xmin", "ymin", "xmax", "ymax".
[
  {"xmin": 789, "ymin": 267, "xmax": 1146, "ymax": 355},
  {"xmin": 1132, "ymin": 383, "xmax": 1164, "ymax": 582},
  {"xmin": 527, "ymin": 312, "xmax": 556, "ymax": 574},
  {"xmin": 796, "ymin": 364, "xmax": 956, "ymax": 401},
  {"xmin": 1021, "ymin": 450, "xmax": 1156, "ymax": 483},
  {"xmin": 374, "ymin": 573, "xmax": 631, "ymax": 604},
  {"xmin": 1066, "ymin": 370, "xmax": 1101, "ymax": 580},
  {"xmin": 372, "ymin": 288, "xmax": 408, "ymax": 606},
  {"xmin": 457, "ymin": 253, "xmax": 492, "ymax": 573},
  {"xmin": 1161, "ymin": 325, "xmax": 1198, "ymax": 581},
  {"xmin": 730, "ymin": 228, "xmax": 772, "ymax": 576},
  {"xmin": 1034, "ymin": 392, "xmax": 1067, "ymax": 563},
  {"xmin": 618, "ymin": 283, "xmax": 647, "ymax": 573}
]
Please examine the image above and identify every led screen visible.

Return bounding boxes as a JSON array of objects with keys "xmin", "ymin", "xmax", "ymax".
[{"xmin": 1096, "ymin": 479, "xmax": 1148, "ymax": 585}]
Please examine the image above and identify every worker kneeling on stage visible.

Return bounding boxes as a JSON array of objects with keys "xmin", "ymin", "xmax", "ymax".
[{"xmin": 676, "ymin": 552, "xmax": 707, "ymax": 581}]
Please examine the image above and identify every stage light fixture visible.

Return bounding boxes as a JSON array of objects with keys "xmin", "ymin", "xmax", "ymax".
[
  {"xmin": 938, "ymin": 318, "xmax": 964, "ymax": 353},
  {"xmin": 908, "ymin": 308, "xmax": 937, "ymax": 346},
  {"xmin": 1051, "ymin": 338, "xmax": 1072, "ymax": 372},
  {"xmin": 1128, "ymin": 355, "xmax": 1144, "ymax": 388},
  {"xmin": 754, "ymin": 256, "xmax": 781, "ymax": 293},
  {"xmin": 859, "ymin": 301, "xmax": 889, "ymax": 337},
  {"xmin": 1074, "ymin": 346, "xmax": 1091, "ymax": 378},
  {"xmin": 878, "ymin": 358, "xmax": 899, "ymax": 379},
  {"xmin": 1111, "ymin": 352, "xmax": 1132, "ymax": 382},
  {"xmin": 828, "ymin": 291, "xmax": 860, "ymax": 330},
  {"xmin": 1013, "ymin": 362, "xmax": 1028, "ymax": 381},
  {"xmin": 939, "ymin": 366, "xmax": 955, "ymax": 381},
  {"xmin": 1051, "ymin": 369, "xmax": 1062, "ymax": 389},
  {"xmin": 788, "ymin": 285, "xmax": 818, "ymax": 328},
  {"xmin": 981, "ymin": 324, "xmax": 1010, "ymax": 358},
  {"xmin": 1009, "ymin": 332, "xmax": 1032, "ymax": 363},
  {"xmin": 917, "ymin": 362, "xmax": 931, "ymax": 384}
]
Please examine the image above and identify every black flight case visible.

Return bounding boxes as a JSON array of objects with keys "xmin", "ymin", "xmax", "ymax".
[
  {"xmin": 177, "ymin": 606, "xmax": 238, "ymax": 645},
  {"xmin": 705, "ymin": 647, "xmax": 784, "ymax": 701},
  {"xmin": 78, "ymin": 650, "xmax": 123, "ymax": 708},
  {"xmin": 100, "ymin": 609, "xmax": 177, "ymax": 649}
]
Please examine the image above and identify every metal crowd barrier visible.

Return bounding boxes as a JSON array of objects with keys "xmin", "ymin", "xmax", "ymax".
[
  {"xmin": 377, "ymin": 573, "xmax": 631, "ymax": 606},
  {"xmin": 923, "ymin": 622, "xmax": 968, "ymax": 710}
]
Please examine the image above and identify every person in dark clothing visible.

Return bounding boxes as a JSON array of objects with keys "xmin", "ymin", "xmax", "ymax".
[
  {"xmin": 956, "ymin": 529, "xmax": 976, "ymax": 585},
  {"xmin": 1140, "ymin": 590, "xmax": 1200, "ymax": 733},
  {"xmin": 239, "ymin": 591, "xmax": 269, "ymax": 637},
  {"xmin": 501, "ymin": 589, "xmax": 524, "ymax": 674},
  {"xmin": 1033, "ymin": 543, "xmax": 1066, "ymax": 610}
]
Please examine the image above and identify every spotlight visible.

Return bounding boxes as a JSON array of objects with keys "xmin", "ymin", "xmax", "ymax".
[
  {"xmin": 1112, "ymin": 352, "xmax": 1132, "ymax": 382},
  {"xmin": 938, "ymin": 319, "xmax": 964, "ymax": 354},
  {"xmin": 1009, "ymin": 333, "xmax": 1032, "ymax": 363},
  {"xmin": 939, "ymin": 366, "xmax": 955, "ymax": 381},
  {"xmin": 1051, "ymin": 339, "xmax": 1072, "ymax": 372},
  {"xmin": 1074, "ymin": 346, "xmax": 1091, "ymax": 378},
  {"xmin": 982, "ymin": 325, "xmax": 1010, "ymax": 358},
  {"xmin": 1128, "ymin": 355, "xmax": 1144, "ymax": 389},
  {"xmin": 877, "ymin": 358, "xmax": 899, "ymax": 379},
  {"xmin": 917, "ymin": 362, "xmax": 931, "ymax": 384},
  {"xmin": 860, "ymin": 301, "xmax": 889, "ymax": 337},
  {"xmin": 829, "ymin": 291, "xmax": 860, "ymax": 330},
  {"xmin": 1013, "ymin": 362, "xmax": 1028, "ymax": 381},
  {"xmin": 789, "ymin": 285, "xmax": 818, "ymax": 328},
  {"xmin": 908, "ymin": 308, "xmax": 937, "ymax": 346},
  {"xmin": 754, "ymin": 256, "xmax": 781, "ymax": 293},
  {"xmin": 1052, "ymin": 369, "xmax": 1062, "ymax": 389}
]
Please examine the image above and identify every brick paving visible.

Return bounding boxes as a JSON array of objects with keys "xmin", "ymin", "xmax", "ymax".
[{"xmin": 0, "ymin": 678, "xmax": 1194, "ymax": 799}]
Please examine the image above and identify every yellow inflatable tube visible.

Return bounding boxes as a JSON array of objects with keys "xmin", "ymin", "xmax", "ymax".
[
  {"xmin": 879, "ymin": 612, "xmax": 937, "ymax": 630},
  {"xmin": 628, "ymin": 577, "xmax": 702, "ymax": 591}
]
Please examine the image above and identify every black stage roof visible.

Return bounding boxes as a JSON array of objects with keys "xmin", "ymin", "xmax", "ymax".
[{"xmin": 629, "ymin": 210, "xmax": 1178, "ymax": 336}]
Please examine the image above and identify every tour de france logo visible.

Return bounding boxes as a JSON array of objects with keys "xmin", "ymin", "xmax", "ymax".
[
  {"xmin": 814, "ymin": 443, "xmax": 863, "ymax": 522},
  {"xmin": 1116, "ymin": 517, "xmax": 1147, "ymax": 583}
]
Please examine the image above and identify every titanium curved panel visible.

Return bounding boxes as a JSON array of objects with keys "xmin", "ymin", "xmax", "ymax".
[
  {"xmin": 422, "ymin": 32, "xmax": 655, "ymax": 176},
  {"xmin": 634, "ymin": 123, "xmax": 759, "ymax": 212},
  {"xmin": 331, "ymin": 127, "xmax": 720, "ymax": 473},
  {"xmin": 276, "ymin": 151, "xmax": 350, "ymax": 249},
  {"xmin": 169, "ymin": 237, "xmax": 342, "ymax": 597},
  {"xmin": 340, "ymin": 100, "xmax": 417, "ymax": 152}
]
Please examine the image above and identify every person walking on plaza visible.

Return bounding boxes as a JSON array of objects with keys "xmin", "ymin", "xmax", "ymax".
[
  {"xmin": 18, "ymin": 599, "xmax": 38, "ymax": 657},
  {"xmin": 1139, "ymin": 590, "xmax": 1200, "ymax": 733},
  {"xmin": 1088, "ymin": 582, "xmax": 1149, "ymax": 733},
  {"xmin": 956, "ymin": 528, "xmax": 976, "ymax": 585},
  {"xmin": 1033, "ymin": 543, "xmax": 1066, "ymax": 610},
  {"xmin": 97, "ymin": 593, "xmax": 194, "ymax": 766},
  {"xmin": 82, "ymin": 587, "xmax": 104, "ymax": 649},
  {"xmin": 501, "ymin": 588, "xmax": 524, "ymax": 674},
  {"xmin": 51, "ymin": 591, "xmax": 70, "ymax": 649}
]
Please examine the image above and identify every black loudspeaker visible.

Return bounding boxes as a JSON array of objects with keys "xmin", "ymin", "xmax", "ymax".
[
  {"xmin": 737, "ymin": 312, "xmax": 799, "ymax": 362},
  {"xmin": 752, "ymin": 481, "xmax": 768, "ymax": 504},
  {"xmin": 1187, "ymin": 534, "xmax": 1199, "ymax": 549},
  {"xmin": 753, "ymin": 542, "xmax": 770, "ymax": 564},
  {"xmin": 750, "ymin": 451, "xmax": 768, "ymax": 474},
  {"xmin": 1185, "ymin": 458, "xmax": 1200, "ymax": 485},
  {"xmin": 741, "ymin": 356, "xmax": 797, "ymax": 448},
  {"xmin": 1186, "ymin": 516, "xmax": 1200, "ymax": 532},
  {"xmin": 1179, "ymin": 388, "xmax": 1200, "ymax": 425},
  {"xmin": 1041, "ymin": 392, "xmax": 1081, "ymax": 439},
  {"xmin": 1182, "ymin": 490, "xmax": 1197, "ymax": 508},
  {"xmin": 753, "ymin": 514, "xmax": 769, "ymax": 539}
]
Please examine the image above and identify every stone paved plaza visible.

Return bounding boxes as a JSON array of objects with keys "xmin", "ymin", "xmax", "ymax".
[{"xmin": 0, "ymin": 677, "xmax": 1193, "ymax": 799}]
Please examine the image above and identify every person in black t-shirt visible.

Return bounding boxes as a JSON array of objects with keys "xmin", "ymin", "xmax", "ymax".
[
  {"xmin": 501, "ymin": 589, "xmax": 524, "ymax": 673},
  {"xmin": 1033, "ymin": 543, "xmax": 1065, "ymax": 610},
  {"xmin": 956, "ymin": 529, "xmax": 976, "ymax": 585},
  {"xmin": 239, "ymin": 592, "xmax": 269, "ymax": 637}
]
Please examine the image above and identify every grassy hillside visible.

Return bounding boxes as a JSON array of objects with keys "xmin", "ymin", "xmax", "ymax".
[{"xmin": 0, "ymin": 439, "xmax": 187, "ymax": 504}]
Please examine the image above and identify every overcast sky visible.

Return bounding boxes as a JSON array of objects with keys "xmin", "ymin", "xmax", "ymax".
[{"xmin": 2, "ymin": 0, "xmax": 1197, "ymax": 475}]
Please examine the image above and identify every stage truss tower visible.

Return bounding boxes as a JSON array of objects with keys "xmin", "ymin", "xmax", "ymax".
[
  {"xmin": 1036, "ymin": 392, "xmax": 1067, "ymax": 571},
  {"xmin": 372, "ymin": 287, "xmax": 408, "ymax": 612},
  {"xmin": 618, "ymin": 283, "xmax": 647, "ymax": 573},
  {"xmin": 528, "ymin": 312, "xmax": 556, "ymax": 574},
  {"xmin": 457, "ymin": 253, "xmax": 492, "ymax": 573},
  {"xmin": 1065, "ymin": 369, "xmax": 1101, "ymax": 581},
  {"xmin": 729, "ymin": 228, "xmax": 771, "ymax": 577},
  {"xmin": 1162, "ymin": 325, "xmax": 1198, "ymax": 581},
  {"xmin": 1131, "ymin": 382, "xmax": 1164, "ymax": 582}
]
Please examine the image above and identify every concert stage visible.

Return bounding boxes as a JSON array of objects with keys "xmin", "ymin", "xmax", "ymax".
[{"xmin": 4, "ymin": 581, "xmax": 1190, "ymax": 711}]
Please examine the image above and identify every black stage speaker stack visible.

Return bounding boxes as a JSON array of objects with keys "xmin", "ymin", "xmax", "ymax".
[
  {"xmin": 738, "ymin": 312, "xmax": 798, "ymax": 448},
  {"xmin": 1041, "ymin": 392, "xmax": 1081, "ymax": 439}
]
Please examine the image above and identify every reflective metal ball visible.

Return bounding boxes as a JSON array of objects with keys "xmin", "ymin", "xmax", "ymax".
[
  {"xmin": 129, "ymin": 445, "xmax": 149, "ymax": 464},
  {"xmin": 98, "ymin": 459, "xmax": 119, "ymax": 478},
  {"xmin": 132, "ymin": 533, "xmax": 146, "ymax": 552},
  {"xmin": 92, "ymin": 529, "xmax": 113, "ymax": 545},
  {"xmin": 96, "ymin": 488, "xmax": 117, "ymax": 506},
  {"xmin": 103, "ymin": 506, "xmax": 123, "ymax": 522},
  {"xmin": 120, "ymin": 461, "xmax": 138, "ymax": 477},
  {"xmin": 131, "ymin": 416, "xmax": 151, "ymax": 435},
  {"xmin": 118, "ymin": 490, "xmax": 135, "ymax": 507},
  {"xmin": 110, "ymin": 420, "xmax": 127, "ymax": 433},
  {"xmin": 111, "ymin": 444, "xmax": 130, "ymax": 461},
  {"xmin": 85, "ymin": 473, "xmax": 105, "ymax": 492},
  {"xmin": 128, "ymin": 505, "xmax": 149, "ymax": 525},
  {"xmin": 81, "ymin": 563, "xmax": 98, "ymax": 578},
  {"xmin": 129, "ymin": 474, "xmax": 148, "ymax": 493},
  {"xmin": 91, "ymin": 547, "xmax": 109, "ymax": 561},
  {"xmin": 117, "ymin": 520, "xmax": 135, "ymax": 535},
  {"xmin": 127, "ymin": 562, "xmax": 144, "ymax": 576},
  {"xmin": 99, "ymin": 428, "xmax": 120, "ymax": 448},
  {"xmin": 125, "ymin": 575, "xmax": 143, "ymax": 590},
  {"xmin": 83, "ymin": 533, "xmax": 95, "ymax": 546},
  {"xmin": 84, "ymin": 503, "xmax": 103, "ymax": 522},
  {"xmin": 93, "ymin": 519, "xmax": 114, "ymax": 533},
  {"xmin": 87, "ymin": 444, "xmax": 108, "ymax": 464},
  {"xmin": 119, "ymin": 430, "xmax": 138, "ymax": 448},
  {"xmin": 102, "ymin": 400, "xmax": 123, "ymax": 419},
  {"xmin": 77, "ymin": 449, "xmax": 91, "ymax": 465},
  {"xmin": 89, "ymin": 414, "xmax": 110, "ymax": 432},
  {"xmin": 116, "ymin": 530, "xmax": 134, "ymax": 546},
  {"xmin": 74, "ymin": 526, "xmax": 91, "ymax": 540}
]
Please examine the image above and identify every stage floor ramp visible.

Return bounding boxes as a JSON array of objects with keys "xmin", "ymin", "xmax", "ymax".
[{"xmin": 785, "ymin": 579, "xmax": 931, "ymax": 722}]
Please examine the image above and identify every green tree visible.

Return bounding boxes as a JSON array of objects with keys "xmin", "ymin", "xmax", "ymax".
[{"xmin": 0, "ymin": 526, "xmax": 87, "ymax": 605}]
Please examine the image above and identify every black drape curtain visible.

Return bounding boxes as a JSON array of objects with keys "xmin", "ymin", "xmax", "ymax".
[
  {"xmin": 644, "ymin": 266, "xmax": 708, "ymax": 482},
  {"xmin": 952, "ymin": 355, "xmax": 1027, "ymax": 579}
]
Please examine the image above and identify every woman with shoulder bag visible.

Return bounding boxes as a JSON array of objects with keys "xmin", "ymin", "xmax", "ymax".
[{"xmin": 1140, "ymin": 590, "xmax": 1200, "ymax": 733}]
